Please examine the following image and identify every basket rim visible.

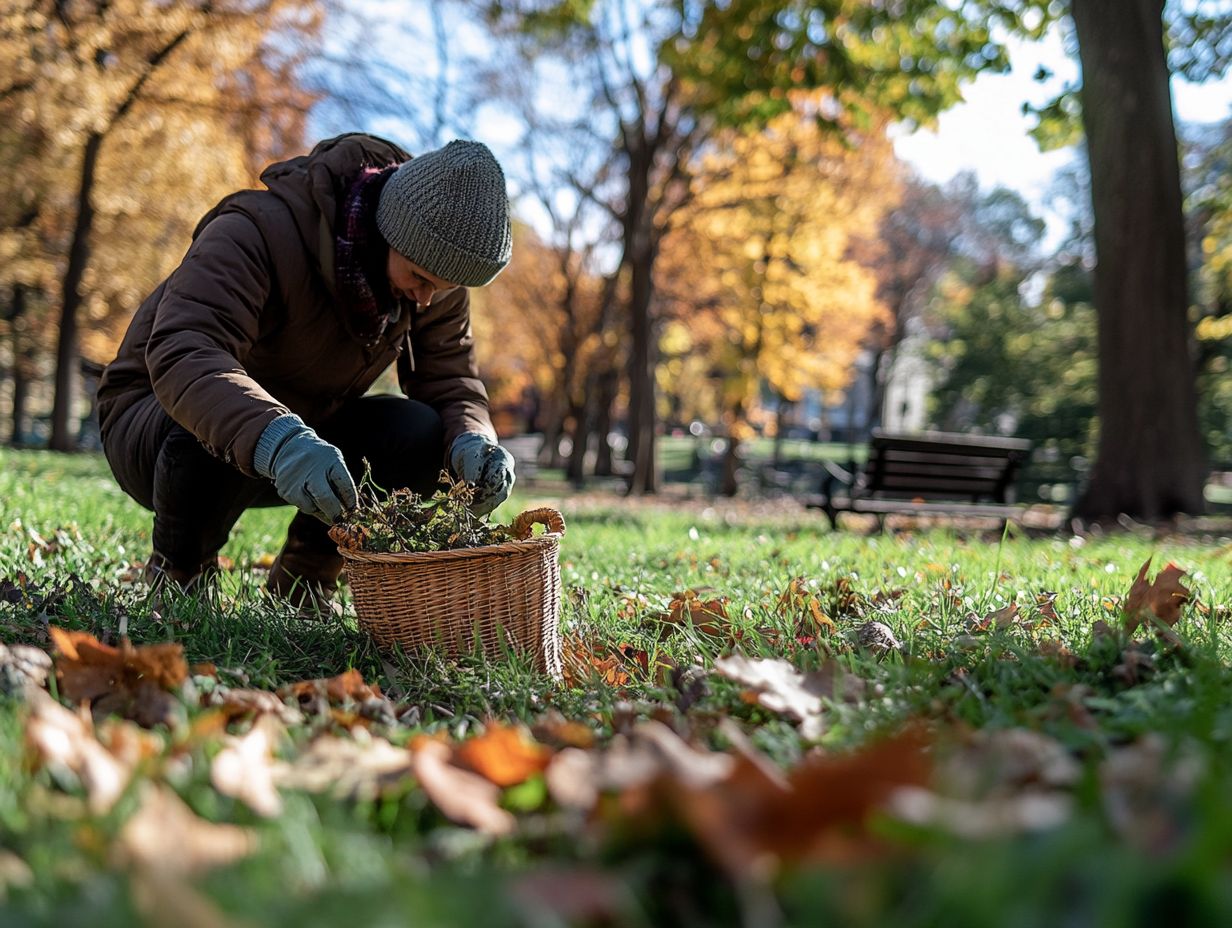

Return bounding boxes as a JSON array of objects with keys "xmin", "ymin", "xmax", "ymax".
[{"xmin": 338, "ymin": 532, "xmax": 562, "ymax": 565}]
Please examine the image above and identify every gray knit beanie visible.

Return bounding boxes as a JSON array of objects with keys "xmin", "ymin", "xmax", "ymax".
[{"xmin": 375, "ymin": 140, "xmax": 512, "ymax": 287}]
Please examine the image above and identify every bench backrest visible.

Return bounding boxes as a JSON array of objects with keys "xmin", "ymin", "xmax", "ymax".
[{"xmin": 860, "ymin": 430, "xmax": 1032, "ymax": 503}]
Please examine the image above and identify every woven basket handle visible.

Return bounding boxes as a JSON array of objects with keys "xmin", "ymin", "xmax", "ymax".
[{"xmin": 511, "ymin": 507, "xmax": 566, "ymax": 540}]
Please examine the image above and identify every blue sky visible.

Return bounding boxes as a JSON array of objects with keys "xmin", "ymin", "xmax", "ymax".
[{"xmin": 892, "ymin": 28, "xmax": 1232, "ymax": 226}]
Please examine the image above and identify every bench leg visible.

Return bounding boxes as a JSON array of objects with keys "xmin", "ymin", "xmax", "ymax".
[{"xmin": 824, "ymin": 504, "xmax": 838, "ymax": 532}]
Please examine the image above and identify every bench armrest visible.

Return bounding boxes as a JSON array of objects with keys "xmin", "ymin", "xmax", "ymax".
[{"xmin": 819, "ymin": 458, "xmax": 856, "ymax": 498}]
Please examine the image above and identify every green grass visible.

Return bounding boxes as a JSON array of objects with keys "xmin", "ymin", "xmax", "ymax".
[{"xmin": 2, "ymin": 447, "xmax": 1232, "ymax": 926}]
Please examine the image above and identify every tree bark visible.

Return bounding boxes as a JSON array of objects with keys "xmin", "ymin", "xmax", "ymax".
[
  {"xmin": 7, "ymin": 284, "xmax": 30, "ymax": 446},
  {"xmin": 593, "ymin": 365, "xmax": 617, "ymax": 476},
  {"xmin": 773, "ymin": 398, "xmax": 793, "ymax": 467},
  {"xmin": 565, "ymin": 395, "xmax": 589, "ymax": 486},
  {"xmin": 1070, "ymin": 0, "xmax": 1207, "ymax": 521},
  {"xmin": 720, "ymin": 437, "xmax": 742, "ymax": 497},
  {"xmin": 50, "ymin": 131, "xmax": 103, "ymax": 452},
  {"xmin": 626, "ymin": 230, "xmax": 659, "ymax": 494}
]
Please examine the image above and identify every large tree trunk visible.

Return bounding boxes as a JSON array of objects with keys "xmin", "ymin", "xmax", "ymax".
[
  {"xmin": 7, "ymin": 284, "xmax": 30, "ymax": 446},
  {"xmin": 622, "ymin": 130, "xmax": 660, "ymax": 495},
  {"xmin": 564, "ymin": 396, "xmax": 589, "ymax": 486},
  {"xmin": 1070, "ymin": 0, "xmax": 1207, "ymax": 521},
  {"xmin": 626, "ymin": 234, "xmax": 658, "ymax": 493},
  {"xmin": 50, "ymin": 131, "xmax": 103, "ymax": 452},
  {"xmin": 593, "ymin": 365, "xmax": 617, "ymax": 477}
]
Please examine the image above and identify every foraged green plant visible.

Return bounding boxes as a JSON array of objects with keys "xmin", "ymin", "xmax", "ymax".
[{"xmin": 329, "ymin": 465, "xmax": 513, "ymax": 554}]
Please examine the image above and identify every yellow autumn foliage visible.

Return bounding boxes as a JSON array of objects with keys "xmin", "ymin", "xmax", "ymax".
[
  {"xmin": 1, "ymin": 0, "xmax": 318, "ymax": 363},
  {"xmin": 658, "ymin": 92, "xmax": 900, "ymax": 431}
]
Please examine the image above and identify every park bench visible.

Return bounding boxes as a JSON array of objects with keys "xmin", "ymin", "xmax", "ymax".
[{"xmin": 805, "ymin": 430, "xmax": 1033, "ymax": 530}]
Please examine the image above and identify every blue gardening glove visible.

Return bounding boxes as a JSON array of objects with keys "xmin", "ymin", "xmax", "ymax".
[
  {"xmin": 253, "ymin": 414, "xmax": 358, "ymax": 523},
  {"xmin": 449, "ymin": 432, "xmax": 516, "ymax": 516}
]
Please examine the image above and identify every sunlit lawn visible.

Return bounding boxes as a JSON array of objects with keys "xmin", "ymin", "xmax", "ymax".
[{"xmin": 2, "ymin": 447, "xmax": 1232, "ymax": 926}]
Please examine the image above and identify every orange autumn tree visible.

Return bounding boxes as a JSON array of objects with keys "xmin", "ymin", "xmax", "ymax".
[
  {"xmin": 0, "ymin": 0, "xmax": 320, "ymax": 448},
  {"xmin": 658, "ymin": 94, "xmax": 900, "ymax": 494},
  {"xmin": 474, "ymin": 222, "xmax": 606, "ymax": 456}
]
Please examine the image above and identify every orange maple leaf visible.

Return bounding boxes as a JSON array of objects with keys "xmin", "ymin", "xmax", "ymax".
[
  {"xmin": 452, "ymin": 724, "xmax": 553, "ymax": 787},
  {"xmin": 280, "ymin": 669, "xmax": 383, "ymax": 707},
  {"xmin": 662, "ymin": 726, "xmax": 932, "ymax": 876},
  {"xmin": 50, "ymin": 626, "xmax": 187, "ymax": 728},
  {"xmin": 659, "ymin": 589, "xmax": 732, "ymax": 639},
  {"xmin": 1122, "ymin": 559, "xmax": 1190, "ymax": 636}
]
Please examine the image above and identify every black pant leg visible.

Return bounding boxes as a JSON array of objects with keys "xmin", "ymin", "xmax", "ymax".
[
  {"xmin": 150, "ymin": 425, "xmax": 278, "ymax": 570},
  {"xmin": 318, "ymin": 394, "xmax": 447, "ymax": 497}
]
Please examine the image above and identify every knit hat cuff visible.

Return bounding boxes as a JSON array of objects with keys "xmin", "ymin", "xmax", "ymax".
[{"xmin": 378, "ymin": 210, "xmax": 510, "ymax": 287}]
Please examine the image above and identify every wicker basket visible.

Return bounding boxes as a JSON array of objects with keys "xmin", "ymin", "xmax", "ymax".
[{"xmin": 336, "ymin": 508, "xmax": 565, "ymax": 676}]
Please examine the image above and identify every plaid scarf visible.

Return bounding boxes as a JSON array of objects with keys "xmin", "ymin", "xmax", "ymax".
[{"xmin": 335, "ymin": 164, "xmax": 399, "ymax": 346}]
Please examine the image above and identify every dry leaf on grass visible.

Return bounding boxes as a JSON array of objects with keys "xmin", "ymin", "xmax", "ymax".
[
  {"xmin": 211, "ymin": 716, "xmax": 284, "ymax": 817},
  {"xmin": 25, "ymin": 691, "xmax": 157, "ymax": 814},
  {"xmin": 776, "ymin": 578, "xmax": 838, "ymax": 634},
  {"xmin": 651, "ymin": 726, "xmax": 932, "ymax": 879},
  {"xmin": 937, "ymin": 728, "xmax": 1081, "ymax": 797},
  {"xmin": 714, "ymin": 655, "xmax": 826, "ymax": 740},
  {"xmin": 452, "ymin": 724, "xmax": 552, "ymax": 787},
  {"xmin": 280, "ymin": 668, "xmax": 383, "ymax": 708},
  {"xmin": 411, "ymin": 739, "xmax": 515, "ymax": 835},
  {"xmin": 967, "ymin": 602, "xmax": 1020, "ymax": 633},
  {"xmin": 890, "ymin": 787, "xmax": 1071, "ymax": 839},
  {"xmin": 561, "ymin": 636, "xmax": 635, "ymax": 689},
  {"xmin": 273, "ymin": 732, "xmax": 413, "ymax": 802},
  {"xmin": 50, "ymin": 627, "xmax": 187, "ymax": 728},
  {"xmin": 1123, "ymin": 559, "xmax": 1190, "ymax": 640},
  {"xmin": 0, "ymin": 643, "xmax": 52, "ymax": 696},
  {"xmin": 531, "ymin": 713, "xmax": 596, "ymax": 750},
  {"xmin": 545, "ymin": 748, "xmax": 599, "ymax": 811},
  {"xmin": 855, "ymin": 621, "xmax": 902, "ymax": 656},
  {"xmin": 200, "ymin": 687, "xmax": 303, "ymax": 726},
  {"xmin": 657, "ymin": 589, "xmax": 732, "ymax": 639},
  {"xmin": 1100, "ymin": 734, "xmax": 1204, "ymax": 852},
  {"xmin": 116, "ymin": 784, "xmax": 256, "ymax": 874}
]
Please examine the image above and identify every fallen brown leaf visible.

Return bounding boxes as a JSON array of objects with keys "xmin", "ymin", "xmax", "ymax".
[
  {"xmin": 452, "ymin": 724, "xmax": 553, "ymax": 787},
  {"xmin": 0, "ymin": 642, "xmax": 52, "ymax": 696},
  {"xmin": 714, "ymin": 655, "xmax": 826, "ymax": 739},
  {"xmin": 211, "ymin": 716, "xmax": 284, "ymax": 817},
  {"xmin": 1100, "ymin": 734, "xmax": 1203, "ymax": 853},
  {"xmin": 776, "ymin": 578, "xmax": 839, "ymax": 634},
  {"xmin": 561, "ymin": 636, "xmax": 633, "ymax": 689},
  {"xmin": 273, "ymin": 732, "xmax": 414, "ymax": 801},
  {"xmin": 545, "ymin": 747, "xmax": 599, "ymax": 811},
  {"xmin": 665, "ymin": 727, "xmax": 932, "ymax": 879},
  {"xmin": 657, "ymin": 589, "xmax": 732, "ymax": 639},
  {"xmin": 1123, "ymin": 559, "xmax": 1190, "ymax": 639},
  {"xmin": 200, "ymin": 686, "xmax": 303, "ymax": 726},
  {"xmin": 50, "ymin": 627, "xmax": 187, "ymax": 728},
  {"xmin": 411, "ymin": 739, "xmax": 515, "ymax": 835},
  {"xmin": 280, "ymin": 668, "xmax": 384, "ymax": 707},
  {"xmin": 24, "ymin": 691, "xmax": 147, "ymax": 814},
  {"xmin": 116, "ymin": 784, "xmax": 256, "ymax": 874},
  {"xmin": 531, "ymin": 712, "xmax": 596, "ymax": 750},
  {"xmin": 890, "ymin": 787, "xmax": 1071, "ymax": 839}
]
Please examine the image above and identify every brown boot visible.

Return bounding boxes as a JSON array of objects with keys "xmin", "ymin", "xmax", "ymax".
[{"xmin": 267, "ymin": 516, "xmax": 344, "ymax": 618}]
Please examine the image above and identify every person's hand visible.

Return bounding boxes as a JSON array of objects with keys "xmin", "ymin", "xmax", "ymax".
[
  {"xmin": 449, "ymin": 432, "xmax": 516, "ymax": 516},
  {"xmin": 254, "ymin": 415, "xmax": 357, "ymax": 523}
]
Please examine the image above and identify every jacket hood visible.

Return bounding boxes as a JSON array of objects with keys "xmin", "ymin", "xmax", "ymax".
[{"xmin": 218, "ymin": 133, "xmax": 411, "ymax": 295}]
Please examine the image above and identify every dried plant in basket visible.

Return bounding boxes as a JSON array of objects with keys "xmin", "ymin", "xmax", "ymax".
[{"xmin": 328, "ymin": 465, "xmax": 515, "ymax": 554}]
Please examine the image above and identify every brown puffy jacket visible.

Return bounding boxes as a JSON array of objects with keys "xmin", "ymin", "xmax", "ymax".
[{"xmin": 97, "ymin": 132, "xmax": 497, "ymax": 475}]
